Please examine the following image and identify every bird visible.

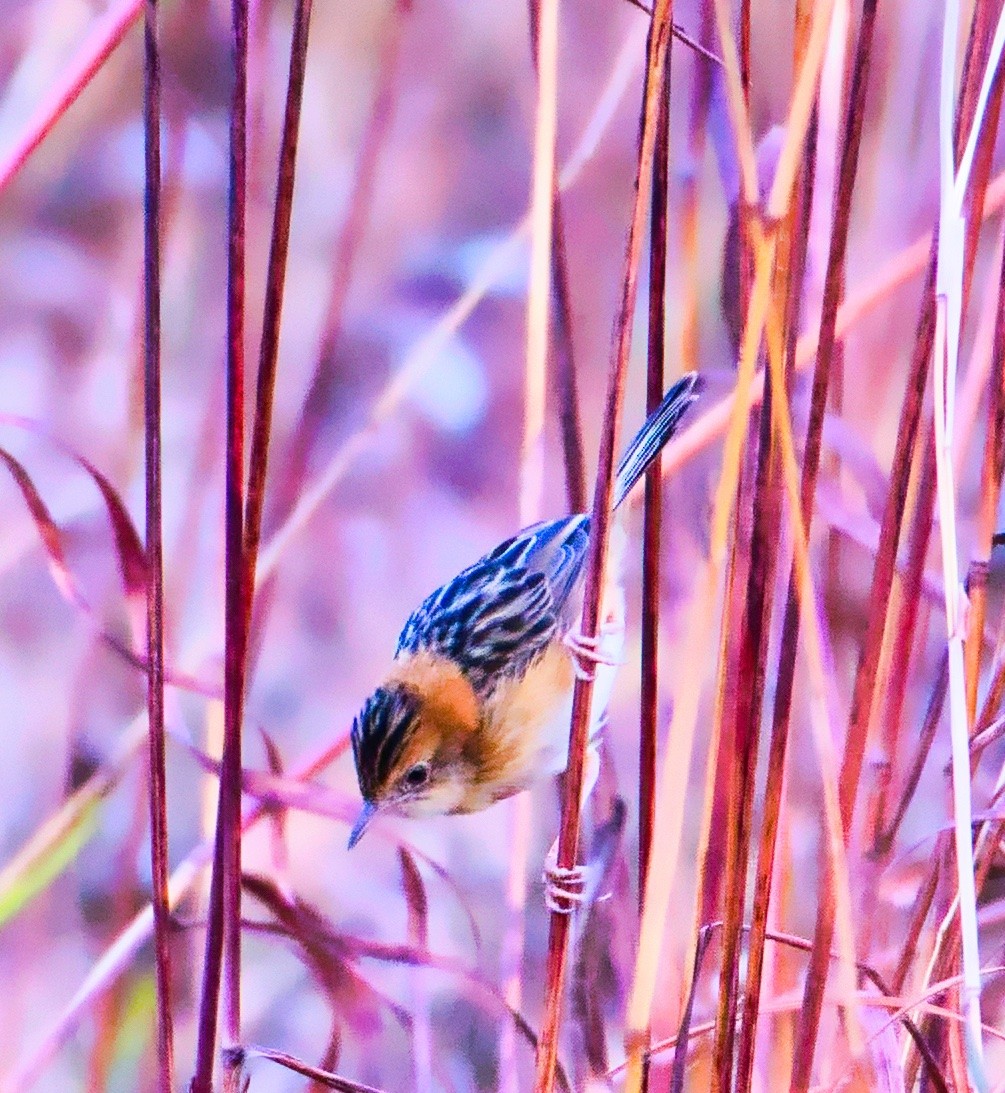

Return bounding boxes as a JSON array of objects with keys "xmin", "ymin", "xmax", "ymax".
[{"xmin": 347, "ymin": 372, "xmax": 702, "ymax": 887}]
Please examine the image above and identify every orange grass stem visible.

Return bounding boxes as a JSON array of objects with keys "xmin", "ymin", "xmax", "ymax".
[
  {"xmin": 733, "ymin": 1, "xmax": 878, "ymax": 1085},
  {"xmin": 528, "ymin": 0, "xmax": 587, "ymax": 515},
  {"xmin": 733, "ymin": 103, "xmax": 817, "ymax": 1093}
]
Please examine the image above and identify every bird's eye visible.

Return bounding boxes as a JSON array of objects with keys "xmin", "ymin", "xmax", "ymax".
[{"xmin": 405, "ymin": 763, "xmax": 429, "ymax": 788}]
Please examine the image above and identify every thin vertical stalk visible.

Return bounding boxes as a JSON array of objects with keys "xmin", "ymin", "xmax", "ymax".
[
  {"xmin": 500, "ymin": 0, "xmax": 559, "ymax": 1086},
  {"xmin": 192, "ymin": 1, "xmax": 249, "ymax": 1088},
  {"xmin": 550, "ymin": 205, "xmax": 587, "ymax": 514},
  {"xmin": 638, "ymin": 50, "xmax": 671, "ymax": 1093},
  {"xmin": 222, "ymin": 0, "xmax": 250, "ymax": 1078},
  {"xmin": 142, "ymin": 0, "xmax": 174, "ymax": 1086},
  {"xmin": 281, "ymin": 0, "xmax": 408, "ymax": 502},
  {"xmin": 868, "ymin": 428, "xmax": 937, "ymax": 859},
  {"xmin": 739, "ymin": 0, "xmax": 750, "ymax": 101},
  {"xmin": 933, "ymin": 0, "xmax": 982, "ymax": 1063},
  {"xmin": 639, "ymin": 27, "xmax": 670, "ymax": 923},
  {"xmin": 243, "ymin": 0, "xmax": 314, "ymax": 615},
  {"xmin": 680, "ymin": 0, "xmax": 715, "ymax": 374},
  {"xmin": 521, "ymin": 0, "xmax": 559, "ymax": 524},
  {"xmin": 532, "ymin": 7, "xmax": 674, "ymax": 1090},
  {"xmin": 528, "ymin": 0, "xmax": 587, "ymax": 515},
  {"xmin": 710, "ymin": 434, "xmax": 760, "ymax": 1093}
]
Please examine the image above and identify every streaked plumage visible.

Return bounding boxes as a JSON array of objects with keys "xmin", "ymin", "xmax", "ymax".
[{"xmin": 348, "ymin": 372, "xmax": 701, "ymax": 847}]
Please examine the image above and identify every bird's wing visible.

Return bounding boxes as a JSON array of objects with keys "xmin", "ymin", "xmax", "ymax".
[{"xmin": 395, "ymin": 516, "xmax": 590, "ymax": 696}]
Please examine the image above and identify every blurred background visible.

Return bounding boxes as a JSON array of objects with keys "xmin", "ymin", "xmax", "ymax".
[{"xmin": 0, "ymin": 0, "xmax": 1002, "ymax": 1089}]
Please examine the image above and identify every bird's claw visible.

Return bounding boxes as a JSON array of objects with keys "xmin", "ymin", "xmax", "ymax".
[
  {"xmin": 563, "ymin": 628, "xmax": 622, "ymax": 682},
  {"xmin": 543, "ymin": 861, "xmax": 588, "ymax": 915}
]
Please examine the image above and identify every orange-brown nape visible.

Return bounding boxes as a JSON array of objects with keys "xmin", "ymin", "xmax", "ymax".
[{"xmin": 348, "ymin": 651, "xmax": 485, "ymax": 847}]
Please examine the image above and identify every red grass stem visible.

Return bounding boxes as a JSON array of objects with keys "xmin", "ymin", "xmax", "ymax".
[
  {"xmin": 532, "ymin": 7, "xmax": 674, "ymax": 1090},
  {"xmin": 192, "ymin": 1, "xmax": 250, "ymax": 1087},
  {"xmin": 639, "ymin": 38, "xmax": 669, "ymax": 922},
  {"xmin": 244, "ymin": 0, "xmax": 314, "ymax": 622},
  {"xmin": 637, "ymin": 51, "xmax": 671, "ymax": 1093},
  {"xmin": 142, "ymin": 0, "xmax": 174, "ymax": 1085}
]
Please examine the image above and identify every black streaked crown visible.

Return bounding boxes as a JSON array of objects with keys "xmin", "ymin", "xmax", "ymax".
[{"xmin": 351, "ymin": 684, "xmax": 422, "ymax": 799}]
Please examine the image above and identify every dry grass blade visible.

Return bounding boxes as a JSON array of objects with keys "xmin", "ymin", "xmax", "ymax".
[
  {"xmin": 398, "ymin": 849, "xmax": 432, "ymax": 1092},
  {"xmin": 735, "ymin": 87, "xmax": 817, "ymax": 1093},
  {"xmin": 521, "ymin": 0, "xmax": 558, "ymax": 526},
  {"xmin": 0, "ymin": 445, "xmax": 209, "ymax": 695},
  {"xmin": 0, "ymin": 715, "xmax": 146, "ymax": 927},
  {"xmin": 0, "ymin": 0, "xmax": 141, "ymax": 193},
  {"xmin": 527, "ymin": 0, "xmax": 586, "ymax": 514},
  {"xmin": 762, "ymin": 245, "xmax": 863, "ymax": 1075},
  {"xmin": 670, "ymin": 923, "xmax": 716, "ymax": 1093},
  {"xmin": 233, "ymin": 1046, "xmax": 390, "ymax": 1092}
]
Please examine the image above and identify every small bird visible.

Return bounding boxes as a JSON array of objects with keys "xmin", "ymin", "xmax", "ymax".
[{"xmin": 348, "ymin": 372, "xmax": 701, "ymax": 857}]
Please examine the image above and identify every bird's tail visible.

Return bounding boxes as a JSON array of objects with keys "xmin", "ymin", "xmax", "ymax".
[{"xmin": 613, "ymin": 371, "xmax": 702, "ymax": 509}]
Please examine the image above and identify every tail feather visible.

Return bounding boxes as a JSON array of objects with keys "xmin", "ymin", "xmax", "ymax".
[{"xmin": 613, "ymin": 372, "xmax": 701, "ymax": 509}]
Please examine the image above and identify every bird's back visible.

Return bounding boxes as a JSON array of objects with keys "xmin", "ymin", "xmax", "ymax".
[{"xmin": 394, "ymin": 515, "xmax": 591, "ymax": 697}]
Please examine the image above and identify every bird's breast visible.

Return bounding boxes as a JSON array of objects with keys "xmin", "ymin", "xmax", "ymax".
[{"xmin": 478, "ymin": 641, "xmax": 577, "ymax": 791}]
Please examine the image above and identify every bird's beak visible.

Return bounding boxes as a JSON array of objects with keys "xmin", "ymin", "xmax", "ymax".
[{"xmin": 348, "ymin": 800, "xmax": 378, "ymax": 849}]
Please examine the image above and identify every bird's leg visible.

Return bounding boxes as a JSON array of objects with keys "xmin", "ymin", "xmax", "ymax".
[{"xmin": 542, "ymin": 745, "xmax": 601, "ymax": 914}]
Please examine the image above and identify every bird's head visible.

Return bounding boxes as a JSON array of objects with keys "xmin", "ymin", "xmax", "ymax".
[{"xmin": 348, "ymin": 672, "xmax": 479, "ymax": 847}]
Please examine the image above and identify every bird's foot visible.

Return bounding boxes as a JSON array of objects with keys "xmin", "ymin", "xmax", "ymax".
[
  {"xmin": 543, "ymin": 859, "xmax": 588, "ymax": 915},
  {"xmin": 563, "ymin": 627, "xmax": 622, "ymax": 681}
]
